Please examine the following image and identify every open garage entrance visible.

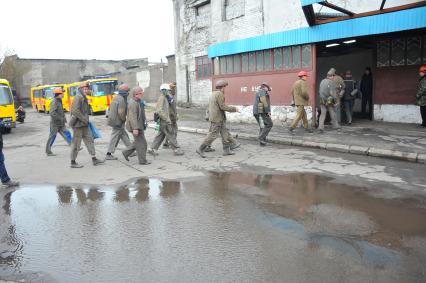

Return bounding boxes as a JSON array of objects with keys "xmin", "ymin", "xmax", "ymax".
[{"xmin": 316, "ymin": 37, "xmax": 375, "ymax": 123}]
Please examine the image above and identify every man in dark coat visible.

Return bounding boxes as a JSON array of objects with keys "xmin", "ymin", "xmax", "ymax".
[
  {"xmin": 0, "ymin": 124, "xmax": 19, "ymax": 189},
  {"xmin": 360, "ymin": 67, "xmax": 373, "ymax": 119},
  {"xmin": 416, "ymin": 65, "xmax": 426, "ymax": 128},
  {"xmin": 46, "ymin": 87, "xmax": 71, "ymax": 156}
]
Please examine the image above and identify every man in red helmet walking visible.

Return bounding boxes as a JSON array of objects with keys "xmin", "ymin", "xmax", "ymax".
[
  {"xmin": 46, "ymin": 87, "xmax": 71, "ymax": 156},
  {"xmin": 417, "ymin": 65, "xmax": 426, "ymax": 128},
  {"xmin": 289, "ymin": 71, "xmax": 313, "ymax": 133}
]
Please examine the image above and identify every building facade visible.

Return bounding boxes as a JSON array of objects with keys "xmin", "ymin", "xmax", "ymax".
[{"xmin": 173, "ymin": 0, "xmax": 425, "ymax": 124}]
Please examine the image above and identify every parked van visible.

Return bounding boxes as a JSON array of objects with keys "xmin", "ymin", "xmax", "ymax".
[
  {"xmin": 0, "ymin": 79, "xmax": 16, "ymax": 133},
  {"xmin": 65, "ymin": 82, "xmax": 80, "ymax": 112},
  {"xmin": 30, "ymin": 84, "xmax": 68, "ymax": 113},
  {"xmin": 66, "ymin": 78, "xmax": 117, "ymax": 114},
  {"xmin": 30, "ymin": 85, "xmax": 44, "ymax": 112},
  {"xmin": 85, "ymin": 78, "xmax": 118, "ymax": 114}
]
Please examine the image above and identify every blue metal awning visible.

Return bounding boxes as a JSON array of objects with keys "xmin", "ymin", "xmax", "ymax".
[{"xmin": 208, "ymin": 6, "xmax": 426, "ymax": 58}]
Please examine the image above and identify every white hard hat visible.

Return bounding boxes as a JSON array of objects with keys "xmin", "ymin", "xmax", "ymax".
[{"xmin": 160, "ymin": 83, "xmax": 171, "ymax": 91}]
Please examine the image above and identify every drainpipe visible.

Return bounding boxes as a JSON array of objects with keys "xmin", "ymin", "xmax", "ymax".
[{"xmin": 185, "ymin": 65, "xmax": 190, "ymax": 103}]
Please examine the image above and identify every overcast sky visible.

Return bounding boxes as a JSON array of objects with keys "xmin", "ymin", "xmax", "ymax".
[{"xmin": 0, "ymin": 0, "xmax": 175, "ymax": 62}]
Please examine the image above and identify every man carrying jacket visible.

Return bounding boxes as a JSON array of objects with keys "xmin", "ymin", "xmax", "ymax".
[
  {"xmin": 105, "ymin": 84, "xmax": 132, "ymax": 160},
  {"xmin": 148, "ymin": 84, "xmax": 184, "ymax": 156},
  {"xmin": 0, "ymin": 124, "xmax": 19, "ymax": 189},
  {"xmin": 69, "ymin": 81, "xmax": 104, "ymax": 168},
  {"xmin": 253, "ymin": 82, "xmax": 273, "ymax": 146},
  {"xmin": 46, "ymin": 87, "xmax": 71, "ymax": 156},
  {"xmin": 289, "ymin": 71, "xmax": 313, "ymax": 133},
  {"xmin": 196, "ymin": 80, "xmax": 239, "ymax": 157},
  {"xmin": 122, "ymin": 86, "xmax": 151, "ymax": 165}
]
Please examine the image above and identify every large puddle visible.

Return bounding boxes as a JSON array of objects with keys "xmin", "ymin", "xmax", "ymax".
[{"xmin": 1, "ymin": 172, "xmax": 426, "ymax": 283}]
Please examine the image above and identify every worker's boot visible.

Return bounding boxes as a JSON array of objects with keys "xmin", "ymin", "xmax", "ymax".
[
  {"xmin": 196, "ymin": 144, "xmax": 207, "ymax": 158},
  {"xmin": 92, "ymin": 157, "xmax": 105, "ymax": 166},
  {"xmin": 222, "ymin": 145, "xmax": 235, "ymax": 156},
  {"xmin": 173, "ymin": 148, "xmax": 184, "ymax": 156},
  {"xmin": 230, "ymin": 143, "xmax": 241, "ymax": 150},
  {"xmin": 204, "ymin": 146, "xmax": 215, "ymax": 152},
  {"xmin": 71, "ymin": 161, "xmax": 84, "ymax": 168}
]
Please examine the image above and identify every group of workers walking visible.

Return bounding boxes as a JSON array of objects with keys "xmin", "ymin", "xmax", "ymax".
[
  {"xmin": 44, "ymin": 81, "xmax": 182, "ymax": 167},
  {"xmin": 1, "ymin": 65, "xmax": 426, "ymax": 187},
  {"xmin": 42, "ymin": 63, "xmax": 426, "ymax": 163}
]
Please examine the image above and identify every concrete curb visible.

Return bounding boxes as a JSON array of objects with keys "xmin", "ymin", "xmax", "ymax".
[{"xmin": 148, "ymin": 124, "xmax": 425, "ymax": 164}]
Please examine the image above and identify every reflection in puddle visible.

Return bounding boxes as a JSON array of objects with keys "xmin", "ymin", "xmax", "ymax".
[{"xmin": 0, "ymin": 173, "xmax": 425, "ymax": 283}]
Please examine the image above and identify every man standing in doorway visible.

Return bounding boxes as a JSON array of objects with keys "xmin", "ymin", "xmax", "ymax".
[
  {"xmin": 360, "ymin": 67, "xmax": 373, "ymax": 119},
  {"xmin": 105, "ymin": 84, "xmax": 132, "ymax": 160},
  {"xmin": 69, "ymin": 81, "xmax": 104, "ymax": 168},
  {"xmin": 46, "ymin": 87, "xmax": 71, "ymax": 156},
  {"xmin": 329, "ymin": 68, "xmax": 345, "ymax": 123},
  {"xmin": 253, "ymin": 82, "xmax": 273, "ymax": 146},
  {"xmin": 318, "ymin": 70, "xmax": 340, "ymax": 133},
  {"xmin": 122, "ymin": 87, "xmax": 151, "ymax": 165},
  {"xmin": 148, "ymin": 84, "xmax": 184, "ymax": 156},
  {"xmin": 196, "ymin": 80, "xmax": 239, "ymax": 157},
  {"xmin": 416, "ymin": 65, "xmax": 426, "ymax": 128},
  {"xmin": 289, "ymin": 71, "xmax": 313, "ymax": 133},
  {"xmin": 343, "ymin": 70, "xmax": 357, "ymax": 125}
]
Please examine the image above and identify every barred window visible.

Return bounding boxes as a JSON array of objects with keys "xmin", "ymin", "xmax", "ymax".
[
  {"xmin": 283, "ymin": 47, "xmax": 291, "ymax": 69},
  {"xmin": 242, "ymin": 53, "xmax": 249, "ymax": 73},
  {"xmin": 256, "ymin": 51, "xmax": 264, "ymax": 72},
  {"xmin": 215, "ymin": 44, "xmax": 312, "ymax": 75},
  {"xmin": 301, "ymin": 45, "xmax": 312, "ymax": 68},
  {"xmin": 273, "ymin": 48, "xmax": 283, "ymax": 70},
  {"xmin": 264, "ymin": 50, "xmax": 272, "ymax": 71},
  {"xmin": 196, "ymin": 56, "xmax": 212, "ymax": 79},
  {"xmin": 233, "ymin": 55, "xmax": 241, "ymax": 73},
  {"xmin": 377, "ymin": 36, "xmax": 425, "ymax": 68},
  {"xmin": 292, "ymin": 46, "xmax": 301, "ymax": 69},
  {"xmin": 248, "ymin": 52, "xmax": 256, "ymax": 72}
]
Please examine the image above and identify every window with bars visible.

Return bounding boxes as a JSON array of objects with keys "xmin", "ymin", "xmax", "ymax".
[
  {"xmin": 215, "ymin": 44, "xmax": 312, "ymax": 75},
  {"xmin": 196, "ymin": 56, "xmax": 212, "ymax": 80},
  {"xmin": 377, "ymin": 36, "xmax": 425, "ymax": 68}
]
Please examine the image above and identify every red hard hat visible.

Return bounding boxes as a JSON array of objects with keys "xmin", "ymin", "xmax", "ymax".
[
  {"xmin": 298, "ymin": 71, "xmax": 308, "ymax": 77},
  {"xmin": 53, "ymin": 87, "xmax": 63, "ymax": 94},
  {"xmin": 420, "ymin": 65, "xmax": 426, "ymax": 72}
]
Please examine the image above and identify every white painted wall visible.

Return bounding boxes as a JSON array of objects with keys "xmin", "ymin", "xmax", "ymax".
[{"xmin": 374, "ymin": 104, "xmax": 422, "ymax": 124}]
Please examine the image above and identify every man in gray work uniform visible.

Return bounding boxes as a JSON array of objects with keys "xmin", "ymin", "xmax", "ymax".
[
  {"xmin": 105, "ymin": 84, "xmax": 132, "ymax": 160},
  {"xmin": 148, "ymin": 84, "xmax": 184, "ymax": 156},
  {"xmin": 122, "ymin": 86, "xmax": 151, "ymax": 165},
  {"xmin": 253, "ymin": 82, "xmax": 273, "ymax": 146},
  {"xmin": 69, "ymin": 81, "xmax": 104, "ymax": 168}
]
